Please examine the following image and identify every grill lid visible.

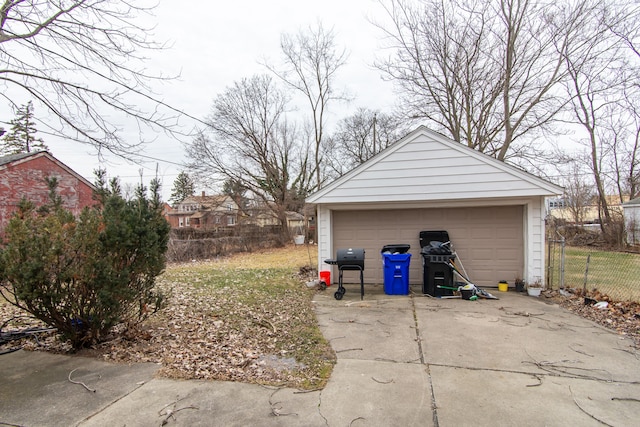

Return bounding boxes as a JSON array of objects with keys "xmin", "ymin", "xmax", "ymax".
[{"xmin": 335, "ymin": 247, "xmax": 365, "ymax": 269}]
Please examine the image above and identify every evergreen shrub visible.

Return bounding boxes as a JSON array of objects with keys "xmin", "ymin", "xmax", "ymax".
[{"xmin": 0, "ymin": 174, "xmax": 170, "ymax": 348}]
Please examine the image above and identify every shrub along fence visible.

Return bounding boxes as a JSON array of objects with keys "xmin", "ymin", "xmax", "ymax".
[
  {"xmin": 547, "ymin": 227, "xmax": 640, "ymax": 303},
  {"xmin": 167, "ymin": 225, "xmax": 287, "ymax": 262}
]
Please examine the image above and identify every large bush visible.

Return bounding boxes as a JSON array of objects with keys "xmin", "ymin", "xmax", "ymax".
[{"xmin": 0, "ymin": 174, "xmax": 170, "ymax": 348}]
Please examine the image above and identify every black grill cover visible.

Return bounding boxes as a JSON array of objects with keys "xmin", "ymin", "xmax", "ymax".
[
  {"xmin": 335, "ymin": 248, "xmax": 365, "ymax": 269},
  {"xmin": 419, "ymin": 230, "xmax": 450, "ymax": 249},
  {"xmin": 420, "ymin": 241, "xmax": 452, "ymax": 255}
]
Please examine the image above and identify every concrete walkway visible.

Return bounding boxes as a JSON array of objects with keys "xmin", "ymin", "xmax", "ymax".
[{"xmin": 1, "ymin": 284, "xmax": 639, "ymax": 426}]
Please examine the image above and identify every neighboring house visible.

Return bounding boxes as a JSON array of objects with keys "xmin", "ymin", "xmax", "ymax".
[
  {"xmin": 161, "ymin": 202, "xmax": 173, "ymax": 224},
  {"xmin": 548, "ymin": 195, "xmax": 629, "ymax": 224},
  {"xmin": 0, "ymin": 151, "xmax": 95, "ymax": 233},
  {"xmin": 167, "ymin": 192, "xmax": 239, "ymax": 229},
  {"xmin": 286, "ymin": 211, "xmax": 305, "ymax": 234},
  {"xmin": 303, "ymin": 203, "xmax": 317, "ymax": 240},
  {"xmin": 623, "ymin": 197, "xmax": 640, "ymax": 245},
  {"xmin": 249, "ymin": 211, "xmax": 280, "ymax": 228},
  {"xmin": 243, "ymin": 202, "xmax": 280, "ymax": 227},
  {"xmin": 306, "ymin": 126, "xmax": 564, "ymax": 287},
  {"xmin": 243, "ymin": 206, "xmax": 307, "ymax": 233}
]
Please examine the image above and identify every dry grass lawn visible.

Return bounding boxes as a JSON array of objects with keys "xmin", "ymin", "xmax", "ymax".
[{"xmin": 1, "ymin": 244, "xmax": 335, "ymax": 390}]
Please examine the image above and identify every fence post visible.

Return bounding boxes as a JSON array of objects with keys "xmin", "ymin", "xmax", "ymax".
[
  {"xmin": 559, "ymin": 236, "xmax": 565, "ymax": 290},
  {"xmin": 547, "ymin": 231, "xmax": 554, "ymax": 288},
  {"xmin": 546, "ymin": 230, "xmax": 566, "ymax": 290},
  {"xmin": 582, "ymin": 253, "xmax": 591, "ymax": 293}
]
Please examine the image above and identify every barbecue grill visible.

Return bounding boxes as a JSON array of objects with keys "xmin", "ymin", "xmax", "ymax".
[
  {"xmin": 419, "ymin": 230, "xmax": 456, "ymax": 296},
  {"xmin": 324, "ymin": 248, "xmax": 365, "ymax": 300}
]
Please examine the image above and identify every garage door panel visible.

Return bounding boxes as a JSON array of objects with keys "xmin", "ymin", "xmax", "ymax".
[
  {"xmin": 469, "ymin": 267, "xmax": 494, "ymax": 278},
  {"xmin": 332, "ymin": 206, "xmax": 523, "ymax": 287},
  {"xmin": 495, "ymin": 268, "xmax": 519, "ymax": 280},
  {"xmin": 469, "ymin": 249, "xmax": 495, "ymax": 261},
  {"xmin": 496, "ymin": 249, "xmax": 516, "ymax": 259},
  {"xmin": 470, "ymin": 228, "xmax": 494, "ymax": 239},
  {"xmin": 498, "ymin": 228, "xmax": 521, "ymax": 239},
  {"xmin": 446, "ymin": 210, "xmax": 470, "ymax": 221},
  {"xmin": 445, "ymin": 225, "xmax": 470, "ymax": 236},
  {"xmin": 418, "ymin": 209, "xmax": 445, "ymax": 221}
]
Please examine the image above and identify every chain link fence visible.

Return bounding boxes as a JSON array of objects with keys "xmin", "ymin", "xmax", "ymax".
[
  {"xmin": 167, "ymin": 225, "xmax": 287, "ymax": 262},
  {"xmin": 546, "ymin": 228, "xmax": 640, "ymax": 302}
]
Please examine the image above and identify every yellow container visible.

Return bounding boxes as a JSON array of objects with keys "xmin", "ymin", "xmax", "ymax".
[{"xmin": 498, "ymin": 281, "xmax": 509, "ymax": 292}]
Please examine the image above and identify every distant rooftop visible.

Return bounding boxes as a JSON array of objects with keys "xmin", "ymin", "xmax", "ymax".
[{"xmin": 0, "ymin": 151, "xmax": 45, "ymax": 167}]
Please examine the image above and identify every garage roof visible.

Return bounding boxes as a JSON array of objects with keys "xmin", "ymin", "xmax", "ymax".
[
  {"xmin": 623, "ymin": 197, "xmax": 640, "ymax": 207},
  {"xmin": 307, "ymin": 126, "xmax": 563, "ymax": 204}
]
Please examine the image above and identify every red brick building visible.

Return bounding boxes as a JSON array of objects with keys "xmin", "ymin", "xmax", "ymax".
[{"xmin": 0, "ymin": 151, "xmax": 95, "ymax": 232}]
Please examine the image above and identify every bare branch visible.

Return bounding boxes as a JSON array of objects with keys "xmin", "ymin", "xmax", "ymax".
[
  {"xmin": 186, "ymin": 75, "xmax": 312, "ymax": 234},
  {"xmin": 264, "ymin": 22, "xmax": 349, "ymax": 191},
  {"xmin": 373, "ymin": 0, "xmax": 605, "ymax": 161},
  {"xmin": 0, "ymin": 0, "xmax": 198, "ymax": 158}
]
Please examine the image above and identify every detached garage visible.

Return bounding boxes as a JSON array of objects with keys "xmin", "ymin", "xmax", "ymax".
[{"xmin": 306, "ymin": 126, "xmax": 563, "ymax": 289}]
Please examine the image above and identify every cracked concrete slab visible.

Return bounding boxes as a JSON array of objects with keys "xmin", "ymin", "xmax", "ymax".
[
  {"xmin": 0, "ymin": 350, "xmax": 158, "ymax": 427},
  {"xmin": 413, "ymin": 292, "xmax": 640, "ymax": 382},
  {"xmin": 429, "ymin": 365, "xmax": 640, "ymax": 426},
  {"xmin": 320, "ymin": 359, "xmax": 434, "ymax": 427},
  {"xmin": 80, "ymin": 378, "xmax": 325, "ymax": 427},
  {"xmin": 313, "ymin": 287, "xmax": 421, "ymax": 364},
  {"xmin": 2, "ymin": 283, "xmax": 640, "ymax": 426}
]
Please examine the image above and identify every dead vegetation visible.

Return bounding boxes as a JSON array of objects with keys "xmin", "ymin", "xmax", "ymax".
[
  {"xmin": 4, "ymin": 244, "xmax": 640, "ymax": 390},
  {"xmin": 0, "ymin": 244, "xmax": 334, "ymax": 390},
  {"xmin": 544, "ymin": 288, "xmax": 640, "ymax": 347}
]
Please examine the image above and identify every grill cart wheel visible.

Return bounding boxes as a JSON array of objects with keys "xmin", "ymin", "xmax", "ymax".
[{"xmin": 334, "ymin": 289, "xmax": 345, "ymax": 300}]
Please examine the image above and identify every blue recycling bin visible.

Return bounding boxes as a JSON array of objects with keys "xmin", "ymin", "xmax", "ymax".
[{"xmin": 381, "ymin": 245, "xmax": 412, "ymax": 295}]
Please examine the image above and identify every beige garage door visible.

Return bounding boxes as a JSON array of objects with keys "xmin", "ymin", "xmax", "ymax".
[{"xmin": 331, "ymin": 206, "xmax": 524, "ymax": 287}]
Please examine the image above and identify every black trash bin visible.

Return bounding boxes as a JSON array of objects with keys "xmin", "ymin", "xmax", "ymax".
[
  {"xmin": 419, "ymin": 231, "xmax": 456, "ymax": 297},
  {"xmin": 381, "ymin": 244, "xmax": 411, "ymax": 295}
]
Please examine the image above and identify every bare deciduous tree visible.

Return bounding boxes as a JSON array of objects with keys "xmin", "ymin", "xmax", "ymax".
[
  {"xmin": 0, "ymin": 0, "xmax": 182, "ymax": 157},
  {"xmin": 606, "ymin": 94, "xmax": 640, "ymax": 202},
  {"xmin": 374, "ymin": 0, "xmax": 596, "ymax": 161},
  {"xmin": 265, "ymin": 22, "xmax": 349, "ymax": 190},
  {"xmin": 375, "ymin": 0, "xmax": 503, "ymax": 152},
  {"xmin": 561, "ymin": 1, "xmax": 636, "ymax": 226},
  {"xmin": 327, "ymin": 107, "xmax": 405, "ymax": 176},
  {"xmin": 185, "ymin": 75, "xmax": 312, "ymax": 233},
  {"xmin": 609, "ymin": 10, "xmax": 640, "ymax": 201},
  {"xmin": 563, "ymin": 162, "xmax": 595, "ymax": 225}
]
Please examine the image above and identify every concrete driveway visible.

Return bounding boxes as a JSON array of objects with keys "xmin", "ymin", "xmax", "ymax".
[
  {"xmin": 316, "ymin": 284, "xmax": 640, "ymax": 426},
  {"xmin": 1, "ymin": 284, "xmax": 639, "ymax": 426}
]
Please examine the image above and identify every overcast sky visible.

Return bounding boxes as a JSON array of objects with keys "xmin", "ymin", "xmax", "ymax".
[{"xmin": 38, "ymin": 0, "xmax": 398, "ymax": 199}]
